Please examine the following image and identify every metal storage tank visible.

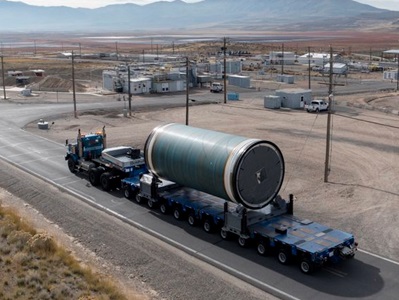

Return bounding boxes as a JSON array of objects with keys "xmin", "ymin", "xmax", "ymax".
[
  {"xmin": 226, "ymin": 60, "xmax": 242, "ymax": 74},
  {"xmin": 275, "ymin": 88, "xmax": 312, "ymax": 109},
  {"xmin": 264, "ymin": 95, "xmax": 281, "ymax": 109},
  {"xmin": 145, "ymin": 123, "xmax": 285, "ymax": 209},
  {"xmin": 277, "ymin": 74, "xmax": 295, "ymax": 84},
  {"xmin": 228, "ymin": 75, "xmax": 251, "ymax": 88}
]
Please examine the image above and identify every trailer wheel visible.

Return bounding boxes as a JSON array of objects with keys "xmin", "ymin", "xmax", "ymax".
[
  {"xmin": 173, "ymin": 207, "xmax": 182, "ymax": 220},
  {"xmin": 68, "ymin": 158, "xmax": 77, "ymax": 173},
  {"xmin": 299, "ymin": 258, "xmax": 315, "ymax": 274},
  {"xmin": 203, "ymin": 218, "xmax": 213, "ymax": 233},
  {"xmin": 257, "ymin": 241, "xmax": 269, "ymax": 256},
  {"xmin": 159, "ymin": 203, "xmax": 169, "ymax": 214},
  {"xmin": 220, "ymin": 228, "xmax": 230, "ymax": 240},
  {"xmin": 188, "ymin": 213, "xmax": 196, "ymax": 226},
  {"xmin": 135, "ymin": 194, "xmax": 143, "ymax": 204},
  {"xmin": 89, "ymin": 168, "xmax": 100, "ymax": 186},
  {"xmin": 238, "ymin": 237, "xmax": 248, "ymax": 247},
  {"xmin": 277, "ymin": 249, "xmax": 292, "ymax": 265}
]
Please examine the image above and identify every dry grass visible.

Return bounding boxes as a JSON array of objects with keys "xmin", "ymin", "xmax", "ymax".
[{"xmin": 0, "ymin": 205, "xmax": 142, "ymax": 300}]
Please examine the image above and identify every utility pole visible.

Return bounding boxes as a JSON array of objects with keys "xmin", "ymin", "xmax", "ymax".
[
  {"xmin": 115, "ymin": 42, "xmax": 119, "ymax": 61},
  {"xmin": 397, "ymin": 53, "xmax": 399, "ymax": 91},
  {"xmin": 1, "ymin": 55, "xmax": 6, "ymax": 100},
  {"xmin": 79, "ymin": 42, "xmax": 82, "ymax": 57},
  {"xmin": 324, "ymin": 46, "xmax": 334, "ymax": 183},
  {"xmin": 34, "ymin": 40, "xmax": 36, "ymax": 56},
  {"xmin": 223, "ymin": 37, "xmax": 227, "ymax": 104},
  {"xmin": 281, "ymin": 43, "xmax": 284, "ymax": 75},
  {"xmin": 128, "ymin": 63, "xmax": 132, "ymax": 116},
  {"xmin": 71, "ymin": 51, "xmax": 77, "ymax": 118},
  {"xmin": 185, "ymin": 57, "xmax": 189, "ymax": 125},
  {"xmin": 142, "ymin": 49, "xmax": 145, "ymax": 63},
  {"xmin": 308, "ymin": 46, "xmax": 311, "ymax": 89}
]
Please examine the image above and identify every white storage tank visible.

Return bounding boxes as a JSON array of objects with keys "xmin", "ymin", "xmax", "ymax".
[{"xmin": 277, "ymin": 74, "xmax": 295, "ymax": 84}]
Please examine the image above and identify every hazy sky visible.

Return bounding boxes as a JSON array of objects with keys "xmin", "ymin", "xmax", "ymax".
[{"xmin": 5, "ymin": 0, "xmax": 399, "ymax": 11}]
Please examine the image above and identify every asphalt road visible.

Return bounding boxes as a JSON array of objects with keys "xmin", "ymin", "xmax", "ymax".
[{"xmin": 0, "ymin": 95, "xmax": 398, "ymax": 300}]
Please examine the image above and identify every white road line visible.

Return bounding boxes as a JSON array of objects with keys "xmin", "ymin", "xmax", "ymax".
[{"xmin": 358, "ymin": 249, "xmax": 399, "ymax": 266}]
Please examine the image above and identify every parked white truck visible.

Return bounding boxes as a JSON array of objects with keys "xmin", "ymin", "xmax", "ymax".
[
  {"xmin": 305, "ymin": 100, "xmax": 329, "ymax": 112},
  {"xmin": 210, "ymin": 82, "xmax": 223, "ymax": 93}
]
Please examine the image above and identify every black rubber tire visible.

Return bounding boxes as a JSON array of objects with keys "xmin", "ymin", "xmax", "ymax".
[
  {"xmin": 67, "ymin": 157, "xmax": 77, "ymax": 173},
  {"xmin": 147, "ymin": 199, "xmax": 155, "ymax": 209},
  {"xmin": 188, "ymin": 214, "xmax": 196, "ymax": 226},
  {"xmin": 203, "ymin": 219, "xmax": 213, "ymax": 233},
  {"xmin": 135, "ymin": 193, "xmax": 142, "ymax": 204},
  {"xmin": 173, "ymin": 207, "xmax": 182, "ymax": 220},
  {"xmin": 257, "ymin": 241, "xmax": 268, "ymax": 256},
  {"xmin": 123, "ymin": 186, "xmax": 133, "ymax": 199},
  {"xmin": 277, "ymin": 249, "xmax": 292, "ymax": 265},
  {"xmin": 100, "ymin": 172, "xmax": 112, "ymax": 191},
  {"xmin": 160, "ymin": 203, "xmax": 168, "ymax": 214},
  {"xmin": 88, "ymin": 167, "xmax": 100, "ymax": 186},
  {"xmin": 299, "ymin": 258, "xmax": 315, "ymax": 274},
  {"xmin": 220, "ymin": 228, "xmax": 230, "ymax": 240},
  {"xmin": 238, "ymin": 237, "xmax": 247, "ymax": 247}
]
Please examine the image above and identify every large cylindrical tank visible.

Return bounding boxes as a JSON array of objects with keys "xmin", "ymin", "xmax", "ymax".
[{"xmin": 145, "ymin": 123, "xmax": 285, "ymax": 209}]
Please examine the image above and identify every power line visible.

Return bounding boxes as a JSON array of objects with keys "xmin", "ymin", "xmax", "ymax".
[{"xmin": 334, "ymin": 113, "xmax": 399, "ymax": 129}]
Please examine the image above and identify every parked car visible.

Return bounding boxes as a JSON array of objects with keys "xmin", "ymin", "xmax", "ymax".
[
  {"xmin": 210, "ymin": 82, "xmax": 223, "ymax": 93},
  {"xmin": 305, "ymin": 100, "xmax": 329, "ymax": 112}
]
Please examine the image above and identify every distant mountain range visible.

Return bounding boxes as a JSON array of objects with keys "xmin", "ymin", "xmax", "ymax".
[{"xmin": 0, "ymin": 0, "xmax": 398, "ymax": 32}]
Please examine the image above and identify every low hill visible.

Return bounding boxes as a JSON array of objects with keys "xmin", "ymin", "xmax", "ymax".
[{"xmin": 0, "ymin": 0, "xmax": 398, "ymax": 32}]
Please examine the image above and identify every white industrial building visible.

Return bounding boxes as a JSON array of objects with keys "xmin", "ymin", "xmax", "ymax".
[
  {"xmin": 297, "ymin": 53, "xmax": 343, "ymax": 67},
  {"xmin": 228, "ymin": 75, "xmax": 251, "ymax": 88},
  {"xmin": 269, "ymin": 51, "xmax": 296, "ymax": 65},
  {"xmin": 275, "ymin": 88, "xmax": 312, "ymax": 109},
  {"xmin": 126, "ymin": 78, "xmax": 152, "ymax": 94},
  {"xmin": 323, "ymin": 63, "xmax": 348, "ymax": 75}
]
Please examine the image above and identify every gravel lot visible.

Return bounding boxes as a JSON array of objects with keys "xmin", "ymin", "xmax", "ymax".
[{"xmin": 2, "ymin": 87, "xmax": 399, "ymax": 298}]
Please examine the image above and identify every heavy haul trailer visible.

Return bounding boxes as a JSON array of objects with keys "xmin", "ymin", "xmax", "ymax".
[
  {"xmin": 71, "ymin": 123, "xmax": 357, "ymax": 274},
  {"xmin": 122, "ymin": 173, "xmax": 357, "ymax": 274},
  {"xmin": 65, "ymin": 128, "xmax": 147, "ymax": 191}
]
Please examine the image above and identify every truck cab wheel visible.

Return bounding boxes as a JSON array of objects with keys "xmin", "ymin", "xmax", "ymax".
[
  {"xmin": 135, "ymin": 194, "xmax": 142, "ymax": 204},
  {"xmin": 89, "ymin": 168, "xmax": 100, "ymax": 186},
  {"xmin": 100, "ymin": 172, "xmax": 112, "ymax": 191},
  {"xmin": 257, "ymin": 241, "xmax": 269, "ymax": 256},
  {"xmin": 220, "ymin": 228, "xmax": 230, "ymax": 240},
  {"xmin": 123, "ymin": 186, "xmax": 133, "ymax": 199},
  {"xmin": 173, "ymin": 207, "xmax": 182, "ymax": 220},
  {"xmin": 147, "ymin": 199, "xmax": 156, "ymax": 209},
  {"xmin": 159, "ymin": 203, "xmax": 169, "ymax": 214},
  {"xmin": 238, "ymin": 237, "xmax": 248, "ymax": 247},
  {"xmin": 68, "ymin": 158, "xmax": 77, "ymax": 173}
]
